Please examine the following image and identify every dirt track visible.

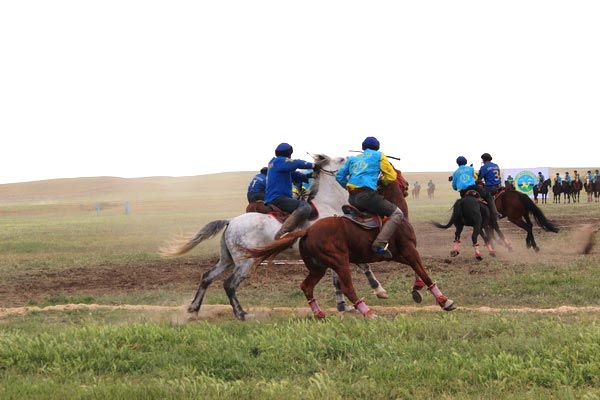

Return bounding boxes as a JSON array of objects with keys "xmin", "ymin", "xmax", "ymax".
[{"xmin": 1, "ymin": 218, "xmax": 598, "ymax": 319}]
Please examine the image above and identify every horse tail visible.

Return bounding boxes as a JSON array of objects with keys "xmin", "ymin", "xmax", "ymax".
[
  {"xmin": 243, "ymin": 229, "xmax": 307, "ymax": 267},
  {"xmin": 431, "ymin": 199, "xmax": 461, "ymax": 229},
  {"xmin": 159, "ymin": 219, "xmax": 230, "ymax": 257},
  {"xmin": 518, "ymin": 192, "xmax": 560, "ymax": 233}
]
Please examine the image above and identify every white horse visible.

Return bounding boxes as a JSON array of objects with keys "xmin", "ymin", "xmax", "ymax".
[{"xmin": 160, "ymin": 154, "xmax": 389, "ymax": 320}]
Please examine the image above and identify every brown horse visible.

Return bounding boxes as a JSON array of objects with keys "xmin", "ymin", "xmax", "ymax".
[
  {"xmin": 495, "ymin": 189, "xmax": 559, "ymax": 251},
  {"xmin": 571, "ymin": 180, "xmax": 582, "ymax": 203},
  {"xmin": 244, "ymin": 212, "xmax": 456, "ymax": 318}
]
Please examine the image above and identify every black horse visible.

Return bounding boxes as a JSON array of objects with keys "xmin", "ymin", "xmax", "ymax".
[
  {"xmin": 552, "ymin": 181, "xmax": 562, "ymax": 203},
  {"xmin": 561, "ymin": 181, "xmax": 573, "ymax": 203},
  {"xmin": 533, "ymin": 179, "xmax": 551, "ymax": 204},
  {"xmin": 432, "ymin": 192, "xmax": 501, "ymax": 260}
]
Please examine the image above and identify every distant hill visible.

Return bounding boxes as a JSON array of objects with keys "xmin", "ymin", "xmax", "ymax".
[{"xmin": 0, "ymin": 168, "xmax": 592, "ymax": 204}]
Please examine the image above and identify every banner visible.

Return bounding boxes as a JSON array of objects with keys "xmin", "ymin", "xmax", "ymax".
[{"xmin": 503, "ymin": 167, "xmax": 549, "ymax": 197}]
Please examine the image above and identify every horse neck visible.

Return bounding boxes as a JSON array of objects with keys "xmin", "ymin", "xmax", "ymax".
[{"xmin": 311, "ymin": 173, "xmax": 349, "ymax": 218}]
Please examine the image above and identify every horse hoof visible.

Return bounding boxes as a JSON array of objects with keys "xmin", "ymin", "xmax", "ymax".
[
  {"xmin": 411, "ymin": 289, "xmax": 423, "ymax": 303},
  {"xmin": 534, "ymin": 247, "xmax": 540, "ymax": 253},
  {"xmin": 314, "ymin": 310, "xmax": 326, "ymax": 319},
  {"xmin": 450, "ymin": 250, "xmax": 459, "ymax": 257},
  {"xmin": 476, "ymin": 255, "xmax": 483, "ymax": 261},
  {"xmin": 442, "ymin": 299, "xmax": 456, "ymax": 311},
  {"xmin": 337, "ymin": 303, "xmax": 355, "ymax": 313},
  {"xmin": 374, "ymin": 288, "xmax": 389, "ymax": 299}
]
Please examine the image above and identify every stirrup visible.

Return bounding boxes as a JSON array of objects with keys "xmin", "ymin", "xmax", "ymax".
[{"xmin": 372, "ymin": 242, "xmax": 392, "ymax": 259}]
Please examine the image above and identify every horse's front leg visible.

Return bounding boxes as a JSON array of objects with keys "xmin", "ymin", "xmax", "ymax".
[{"xmin": 333, "ymin": 265, "xmax": 375, "ymax": 318}]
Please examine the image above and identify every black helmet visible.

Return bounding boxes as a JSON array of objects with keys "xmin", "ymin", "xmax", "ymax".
[
  {"xmin": 260, "ymin": 167, "xmax": 268, "ymax": 175},
  {"xmin": 275, "ymin": 142, "xmax": 293, "ymax": 158},
  {"xmin": 362, "ymin": 136, "xmax": 380, "ymax": 151},
  {"xmin": 481, "ymin": 153, "xmax": 492, "ymax": 162},
  {"xmin": 456, "ymin": 156, "xmax": 467, "ymax": 166}
]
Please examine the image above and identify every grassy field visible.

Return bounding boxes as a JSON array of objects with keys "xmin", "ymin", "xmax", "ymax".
[{"xmin": 1, "ymin": 169, "xmax": 599, "ymax": 399}]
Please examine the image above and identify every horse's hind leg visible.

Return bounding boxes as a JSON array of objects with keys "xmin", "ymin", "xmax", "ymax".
[
  {"xmin": 188, "ymin": 259, "xmax": 232, "ymax": 317},
  {"xmin": 300, "ymin": 266, "xmax": 329, "ymax": 318},
  {"xmin": 222, "ymin": 259, "xmax": 254, "ymax": 320},
  {"xmin": 332, "ymin": 271, "xmax": 353, "ymax": 312},
  {"xmin": 357, "ymin": 263, "xmax": 388, "ymax": 299}
]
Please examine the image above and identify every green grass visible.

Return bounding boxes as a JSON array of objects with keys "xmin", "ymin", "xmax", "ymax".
[{"xmin": 1, "ymin": 172, "xmax": 599, "ymax": 399}]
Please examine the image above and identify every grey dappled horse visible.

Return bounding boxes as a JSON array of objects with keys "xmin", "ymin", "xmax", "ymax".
[{"xmin": 160, "ymin": 154, "xmax": 388, "ymax": 320}]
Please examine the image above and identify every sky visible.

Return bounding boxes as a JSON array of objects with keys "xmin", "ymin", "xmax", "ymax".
[{"xmin": 1, "ymin": 1, "xmax": 599, "ymax": 184}]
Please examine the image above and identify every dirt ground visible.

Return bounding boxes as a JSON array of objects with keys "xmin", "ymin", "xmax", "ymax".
[{"xmin": 1, "ymin": 215, "xmax": 598, "ymax": 318}]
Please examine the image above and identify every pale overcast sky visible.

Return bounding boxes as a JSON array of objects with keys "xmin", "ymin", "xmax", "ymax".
[{"xmin": 1, "ymin": 1, "xmax": 598, "ymax": 184}]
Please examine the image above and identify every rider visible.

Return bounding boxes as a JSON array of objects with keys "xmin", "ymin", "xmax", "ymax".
[
  {"xmin": 246, "ymin": 167, "xmax": 268, "ymax": 203},
  {"xmin": 265, "ymin": 143, "xmax": 315, "ymax": 239},
  {"xmin": 478, "ymin": 153, "xmax": 502, "ymax": 219},
  {"xmin": 587, "ymin": 170, "xmax": 593, "ymax": 183},
  {"xmin": 574, "ymin": 170, "xmax": 581, "ymax": 182},
  {"xmin": 451, "ymin": 156, "xmax": 497, "ymax": 220},
  {"xmin": 564, "ymin": 171, "xmax": 572, "ymax": 185},
  {"xmin": 554, "ymin": 172, "xmax": 562, "ymax": 185},
  {"xmin": 335, "ymin": 136, "xmax": 405, "ymax": 259},
  {"xmin": 537, "ymin": 171, "xmax": 545, "ymax": 187}
]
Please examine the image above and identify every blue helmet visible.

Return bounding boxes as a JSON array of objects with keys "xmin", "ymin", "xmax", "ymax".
[
  {"xmin": 275, "ymin": 142, "xmax": 293, "ymax": 157},
  {"xmin": 456, "ymin": 156, "xmax": 467, "ymax": 166},
  {"xmin": 362, "ymin": 136, "xmax": 380, "ymax": 151}
]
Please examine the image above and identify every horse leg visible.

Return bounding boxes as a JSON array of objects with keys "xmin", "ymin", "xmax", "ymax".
[
  {"xmin": 331, "ymin": 271, "xmax": 354, "ymax": 312},
  {"xmin": 300, "ymin": 266, "xmax": 329, "ymax": 319},
  {"xmin": 471, "ymin": 224, "xmax": 483, "ymax": 261},
  {"xmin": 397, "ymin": 246, "xmax": 455, "ymax": 311},
  {"xmin": 451, "ymin": 224, "xmax": 463, "ymax": 256},
  {"xmin": 188, "ymin": 259, "xmax": 232, "ymax": 317},
  {"xmin": 222, "ymin": 260, "xmax": 254, "ymax": 320},
  {"xmin": 412, "ymin": 272, "xmax": 425, "ymax": 304},
  {"xmin": 357, "ymin": 263, "xmax": 388, "ymax": 299}
]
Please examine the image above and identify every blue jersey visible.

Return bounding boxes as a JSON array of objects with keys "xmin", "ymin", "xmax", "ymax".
[
  {"xmin": 247, "ymin": 173, "xmax": 267, "ymax": 194},
  {"xmin": 335, "ymin": 149, "xmax": 397, "ymax": 191},
  {"xmin": 478, "ymin": 162, "xmax": 502, "ymax": 186},
  {"xmin": 452, "ymin": 165, "xmax": 477, "ymax": 191},
  {"xmin": 265, "ymin": 156, "xmax": 313, "ymax": 204}
]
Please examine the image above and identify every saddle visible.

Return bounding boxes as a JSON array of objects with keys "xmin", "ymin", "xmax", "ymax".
[
  {"xmin": 246, "ymin": 201, "xmax": 319, "ymax": 224},
  {"xmin": 464, "ymin": 189, "xmax": 488, "ymax": 205},
  {"xmin": 340, "ymin": 205, "xmax": 384, "ymax": 229}
]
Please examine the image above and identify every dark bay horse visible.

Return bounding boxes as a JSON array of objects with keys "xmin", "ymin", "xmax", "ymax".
[
  {"xmin": 244, "ymin": 210, "xmax": 456, "ymax": 318},
  {"xmin": 432, "ymin": 193, "xmax": 499, "ymax": 260},
  {"xmin": 571, "ymin": 179, "xmax": 582, "ymax": 203},
  {"xmin": 552, "ymin": 181, "xmax": 562, "ymax": 203},
  {"xmin": 533, "ymin": 179, "xmax": 551, "ymax": 204},
  {"xmin": 571, "ymin": 179, "xmax": 583, "ymax": 203},
  {"xmin": 561, "ymin": 181, "xmax": 573, "ymax": 203},
  {"xmin": 495, "ymin": 189, "xmax": 560, "ymax": 251}
]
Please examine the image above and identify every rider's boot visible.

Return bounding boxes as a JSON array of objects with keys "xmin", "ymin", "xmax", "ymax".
[
  {"xmin": 274, "ymin": 205, "xmax": 310, "ymax": 240},
  {"xmin": 372, "ymin": 208, "xmax": 404, "ymax": 259},
  {"xmin": 486, "ymin": 193, "xmax": 502, "ymax": 219}
]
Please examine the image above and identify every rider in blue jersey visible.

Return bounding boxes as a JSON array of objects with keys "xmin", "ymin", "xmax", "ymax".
[
  {"xmin": 336, "ymin": 136, "xmax": 404, "ymax": 258},
  {"xmin": 265, "ymin": 143, "xmax": 315, "ymax": 239},
  {"xmin": 478, "ymin": 153, "xmax": 502, "ymax": 219},
  {"xmin": 451, "ymin": 156, "xmax": 498, "ymax": 221},
  {"xmin": 246, "ymin": 167, "xmax": 268, "ymax": 203}
]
